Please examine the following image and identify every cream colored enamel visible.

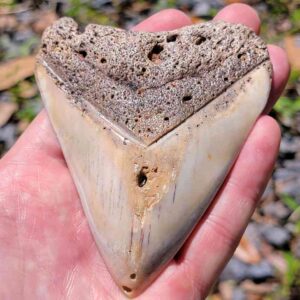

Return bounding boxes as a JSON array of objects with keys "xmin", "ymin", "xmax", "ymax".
[{"xmin": 35, "ymin": 63, "xmax": 270, "ymax": 297}]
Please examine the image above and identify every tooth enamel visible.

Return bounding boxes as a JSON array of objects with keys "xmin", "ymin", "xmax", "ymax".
[{"xmin": 35, "ymin": 17, "xmax": 271, "ymax": 297}]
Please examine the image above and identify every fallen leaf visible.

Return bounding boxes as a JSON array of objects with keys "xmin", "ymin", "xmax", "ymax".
[
  {"xmin": 17, "ymin": 120, "xmax": 30, "ymax": 133},
  {"xmin": 131, "ymin": 2, "xmax": 152, "ymax": 13},
  {"xmin": 0, "ymin": 56, "xmax": 35, "ymax": 91},
  {"xmin": 284, "ymin": 35, "xmax": 300, "ymax": 70},
  {"xmin": 0, "ymin": 15, "xmax": 17, "ymax": 32},
  {"xmin": 32, "ymin": 10, "xmax": 58, "ymax": 34},
  {"xmin": 266, "ymin": 252, "xmax": 287, "ymax": 275},
  {"xmin": 234, "ymin": 236, "xmax": 261, "ymax": 264},
  {"xmin": 0, "ymin": 102, "xmax": 17, "ymax": 127},
  {"xmin": 191, "ymin": 17, "xmax": 205, "ymax": 24},
  {"xmin": 224, "ymin": 0, "xmax": 243, "ymax": 3},
  {"xmin": 241, "ymin": 280, "xmax": 278, "ymax": 295},
  {"xmin": 218, "ymin": 281, "xmax": 233, "ymax": 300},
  {"xmin": 18, "ymin": 81, "xmax": 38, "ymax": 99},
  {"xmin": 209, "ymin": 295, "xmax": 222, "ymax": 300}
]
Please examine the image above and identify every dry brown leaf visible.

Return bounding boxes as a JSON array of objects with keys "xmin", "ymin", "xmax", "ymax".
[
  {"xmin": 18, "ymin": 81, "xmax": 38, "ymax": 99},
  {"xmin": 0, "ymin": 102, "xmax": 17, "ymax": 127},
  {"xmin": 242, "ymin": 280, "xmax": 278, "ymax": 294},
  {"xmin": 224, "ymin": 0, "xmax": 243, "ymax": 3},
  {"xmin": 32, "ymin": 11, "xmax": 58, "ymax": 34},
  {"xmin": 131, "ymin": 2, "xmax": 152, "ymax": 13},
  {"xmin": 265, "ymin": 252, "xmax": 287, "ymax": 275},
  {"xmin": 225, "ymin": 0, "xmax": 261, "ymax": 3},
  {"xmin": 191, "ymin": 17, "xmax": 205, "ymax": 24},
  {"xmin": 0, "ymin": 56, "xmax": 36, "ymax": 91},
  {"xmin": 17, "ymin": 120, "xmax": 30, "ymax": 133},
  {"xmin": 234, "ymin": 236, "xmax": 261, "ymax": 264},
  {"xmin": 209, "ymin": 294, "xmax": 222, "ymax": 300},
  {"xmin": 0, "ymin": 15, "xmax": 17, "ymax": 31},
  {"xmin": 218, "ymin": 281, "xmax": 233, "ymax": 300},
  {"xmin": 284, "ymin": 35, "xmax": 300, "ymax": 70},
  {"xmin": 247, "ymin": 295, "xmax": 264, "ymax": 300}
]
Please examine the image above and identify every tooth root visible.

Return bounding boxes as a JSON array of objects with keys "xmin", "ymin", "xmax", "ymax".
[{"xmin": 36, "ymin": 63, "xmax": 270, "ymax": 297}]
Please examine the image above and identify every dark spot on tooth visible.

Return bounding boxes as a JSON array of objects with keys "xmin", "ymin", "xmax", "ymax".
[
  {"xmin": 167, "ymin": 34, "xmax": 178, "ymax": 42},
  {"xmin": 78, "ymin": 50, "xmax": 87, "ymax": 58},
  {"xmin": 195, "ymin": 36, "xmax": 206, "ymax": 45},
  {"xmin": 122, "ymin": 286, "xmax": 132, "ymax": 293},
  {"xmin": 148, "ymin": 44, "xmax": 164, "ymax": 63},
  {"xmin": 182, "ymin": 95, "xmax": 192, "ymax": 102},
  {"xmin": 137, "ymin": 168, "xmax": 147, "ymax": 187}
]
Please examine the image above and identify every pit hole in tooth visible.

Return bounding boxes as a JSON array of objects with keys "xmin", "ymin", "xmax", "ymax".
[
  {"xmin": 130, "ymin": 273, "xmax": 137, "ymax": 280},
  {"xmin": 167, "ymin": 34, "xmax": 178, "ymax": 42},
  {"xmin": 78, "ymin": 50, "xmax": 87, "ymax": 58},
  {"xmin": 195, "ymin": 36, "xmax": 206, "ymax": 45},
  {"xmin": 182, "ymin": 95, "xmax": 192, "ymax": 102},
  {"xmin": 137, "ymin": 169, "xmax": 147, "ymax": 187},
  {"xmin": 148, "ymin": 44, "xmax": 164, "ymax": 63},
  {"xmin": 100, "ymin": 58, "xmax": 107, "ymax": 63},
  {"xmin": 164, "ymin": 116, "xmax": 169, "ymax": 121},
  {"xmin": 122, "ymin": 286, "xmax": 132, "ymax": 293},
  {"xmin": 237, "ymin": 53, "xmax": 246, "ymax": 60}
]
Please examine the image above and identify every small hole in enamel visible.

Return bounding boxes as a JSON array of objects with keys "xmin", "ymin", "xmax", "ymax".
[
  {"xmin": 195, "ymin": 36, "xmax": 206, "ymax": 45},
  {"xmin": 182, "ymin": 95, "xmax": 192, "ymax": 102},
  {"xmin": 167, "ymin": 34, "xmax": 178, "ymax": 42},
  {"xmin": 78, "ymin": 50, "xmax": 87, "ymax": 58},
  {"xmin": 137, "ymin": 169, "xmax": 147, "ymax": 187},
  {"xmin": 122, "ymin": 286, "xmax": 132, "ymax": 293}
]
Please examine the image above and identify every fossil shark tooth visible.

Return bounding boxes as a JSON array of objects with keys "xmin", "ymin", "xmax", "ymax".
[{"xmin": 35, "ymin": 17, "xmax": 272, "ymax": 297}]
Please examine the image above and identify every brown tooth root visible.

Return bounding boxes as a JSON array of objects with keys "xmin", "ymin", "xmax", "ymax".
[
  {"xmin": 36, "ymin": 17, "xmax": 271, "ymax": 298},
  {"xmin": 38, "ymin": 17, "xmax": 270, "ymax": 146}
]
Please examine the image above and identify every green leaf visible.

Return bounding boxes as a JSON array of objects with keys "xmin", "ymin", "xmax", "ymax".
[
  {"xmin": 289, "ymin": 69, "xmax": 300, "ymax": 84},
  {"xmin": 274, "ymin": 97, "xmax": 300, "ymax": 118},
  {"xmin": 283, "ymin": 251, "xmax": 300, "ymax": 293},
  {"xmin": 282, "ymin": 194, "xmax": 299, "ymax": 211},
  {"xmin": 16, "ymin": 100, "xmax": 40, "ymax": 122},
  {"xmin": 291, "ymin": 8, "xmax": 300, "ymax": 26}
]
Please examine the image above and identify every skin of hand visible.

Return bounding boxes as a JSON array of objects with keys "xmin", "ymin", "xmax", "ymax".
[{"xmin": 0, "ymin": 4, "xmax": 289, "ymax": 300}]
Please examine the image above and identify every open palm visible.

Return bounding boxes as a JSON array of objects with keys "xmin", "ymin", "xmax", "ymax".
[{"xmin": 0, "ymin": 4, "xmax": 289, "ymax": 300}]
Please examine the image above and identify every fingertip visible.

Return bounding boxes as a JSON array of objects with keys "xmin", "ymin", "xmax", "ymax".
[
  {"xmin": 214, "ymin": 3, "xmax": 260, "ymax": 34},
  {"xmin": 132, "ymin": 9, "xmax": 192, "ymax": 32},
  {"xmin": 254, "ymin": 115, "xmax": 281, "ymax": 151},
  {"xmin": 264, "ymin": 45, "xmax": 290, "ymax": 113}
]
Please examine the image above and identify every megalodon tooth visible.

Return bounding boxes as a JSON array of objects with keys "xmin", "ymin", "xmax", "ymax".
[{"xmin": 35, "ymin": 17, "xmax": 272, "ymax": 297}]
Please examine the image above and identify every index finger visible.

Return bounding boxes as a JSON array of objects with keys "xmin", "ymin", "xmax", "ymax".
[
  {"xmin": 214, "ymin": 3, "xmax": 261, "ymax": 34},
  {"xmin": 133, "ymin": 9, "xmax": 192, "ymax": 32}
]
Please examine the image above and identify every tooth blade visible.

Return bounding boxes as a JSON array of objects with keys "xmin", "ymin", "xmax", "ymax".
[{"xmin": 36, "ymin": 63, "xmax": 270, "ymax": 297}]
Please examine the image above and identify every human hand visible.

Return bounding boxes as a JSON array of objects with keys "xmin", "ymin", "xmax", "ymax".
[{"xmin": 0, "ymin": 4, "xmax": 289, "ymax": 299}]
